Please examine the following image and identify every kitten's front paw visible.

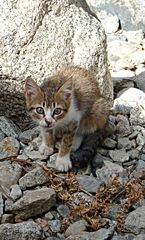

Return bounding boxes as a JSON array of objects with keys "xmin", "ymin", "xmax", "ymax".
[
  {"xmin": 55, "ymin": 154, "xmax": 72, "ymax": 172},
  {"xmin": 39, "ymin": 143, "xmax": 54, "ymax": 156}
]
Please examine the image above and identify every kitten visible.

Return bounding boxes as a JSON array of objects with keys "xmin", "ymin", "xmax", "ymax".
[{"xmin": 24, "ymin": 66, "xmax": 111, "ymax": 172}]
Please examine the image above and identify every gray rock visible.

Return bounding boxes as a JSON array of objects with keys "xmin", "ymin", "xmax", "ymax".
[
  {"xmin": 117, "ymin": 137, "xmax": 132, "ymax": 150},
  {"xmin": 73, "ymin": 192, "xmax": 92, "ymax": 205},
  {"xmin": 132, "ymin": 71, "xmax": 145, "ymax": 92},
  {"xmin": 128, "ymin": 149, "xmax": 140, "ymax": 160},
  {"xmin": 128, "ymin": 131, "xmax": 139, "ymax": 140},
  {"xmin": 0, "ymin": 130, "xmax": 5, "ymax": 142},
  {"xmin": 0, "ymin": 117, "xmax": 21, "ymax": 139},
  {"xmin": 57, "ymin": 204, "xmax": 70, "ymax": 218},
  {"xmin": 113, "ymin": 99, "xmax": 132, "ymax": 115},
  {"xmin": 24, "ymin": 148, "xmax": 47, "ymax": 161},
  {"xmin": 96, "ymin": 160, "xmax": 124, "ymax": 183},
  {"xmin": 19, "ymin": 167, "xmax": 49, "ymax": 190},
  {"xmin": 86, "ymin": 0, "xmax": 145, "ymax": 31},
  {"xmin": 48, "ymin": 220, "xmax": 61, "ymax": 233},
  {"xmin": 66, "ymin": 227, "xmax": 114, "ymax": 240},
  {"xmin": 10, "ymin": 184, "xmax": 22, "ymax": 201},
  {"xmin": 130, "ymin": 107, "xmax": 145, "ymax": 127},
  {"xmin": 0, "ymin": 220, "xmax": 44, "ymax": 240},
  {"xmin": 124, "ymin": 206, "xmax": 145, "ymax": 234},
  {"xmin": 11, "ymin": 187, "xmax": 56, "ymax": 219},
  {"xmin": 65, "ymin": 220, "xmax": 87, "ymax": 237},
  {"xmin": 133, "ymin": 234, "xmax": 145, "ymax": 240},
  {"xmin": 116, "ymin": 115, "xmax": 132, "ymax": 137},
  {"xmin": 19, "ymin": 127, "xmax": 40, "ymax": 144},
  {"xmin": 113, "ymin": 88, "xmax": 145, "ymax": 116},
  {"xmin": 0, "ymin": 162, "xmax": 22, "ymax": 189},
  {"xmin": 112, "ymin": 234, "xmax": 134, "ymax": 240},
  {"xmin": 5, "ymin": 199, "xmax": 14, "ymax": 212},
  {"xmin": 109, "ymin": 149, "xmax": 130, "ymax": 163},
  {"xmin": 140, "ymin": 154, "xmax": 145, "ymax": 161},
  {"xmin": 102, "ymin": 137, "xmax": 117, "ymax": 149},
  {"xmin": 76, "ymin": 175, "xmax": 102, "ymax": 193},
  {"xmin": 0, "ymin": 137, "xmax": 20, "ymax": 159},
  {"xmin": 136, "ymin": 134, "xmax": 145, "ymax": 146}
]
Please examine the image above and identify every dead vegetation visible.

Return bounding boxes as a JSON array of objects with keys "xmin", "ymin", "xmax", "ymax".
[{"xmin": 0, "ymin": 156, "xmax": 145, "ymax": 234}]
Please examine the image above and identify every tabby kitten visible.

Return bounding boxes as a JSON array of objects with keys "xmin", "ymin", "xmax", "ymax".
[{"xmin": 25, "ymin": 66, "xmax": 110, "ymax": 172}]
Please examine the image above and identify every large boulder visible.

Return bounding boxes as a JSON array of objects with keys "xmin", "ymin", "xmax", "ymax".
[
  {"xmin": 86, "ymin": 0, "xmax": 145, "ymax": 31},
  {"xmin": 0, "ymin": 0, "xmax": 113, "ymax": 128}
]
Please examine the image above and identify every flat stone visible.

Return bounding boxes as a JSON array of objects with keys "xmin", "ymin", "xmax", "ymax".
[
  {"xmin": 112, "ymin": 234, "xmax": 134, "ymax": 240},
  {"xmin": 24, "ymin": 148, "xmax": 48, "ymax": 161},
  {"xmin": 109, "ymin": 149, "xmax": 130, "ymax": 163},
  {"xmin": 10, "ymin": 184, "xmax": 22, "ymax": 201},
  {"xmin": 116, "ymin": 115, "xmax": 132, "ymax": 137},
  {"xmin": 48, "ymin": 220, "xmax": 61, "ymax": 233},
  {"xmin": 133, "ymin": 234, "xmax": 145, "ymax": 240},
  {"xmin": 117, "ymin": 137, "xmax": 132, "ymax": 150},
  {"xmin": 0, "ymin": 116, "xmax": 21, "ymax": 139},
  {"xmin": 19, "ymin": 127, "xmax": 40, "ymax": 144},
  {"xmin": 65, "ymin": 220, "xmax": 87, "ymax": 237},
  {"xmin": 125, "ymin": 206, "xmax": 145, "ymax": 234},
  {"xmin": 0, "ymin": 221, "xmax": 44, "ymax": 240},
  {"xmin": 57, "ymin": 204, "xmax": 70, "ymax": 218},
  {"xmin": 128, "ymin": 131, "xmax": 139, "ymax": 140},
  {"xmin": 136, "ymin": 134, "xmax": 145, "ymax": 146},
  {"xmin": 66, "ymin": 227, "xmax": 114, "ymax": 240},
  {"xmin": 96, "ymin": 160, "xmax": 124, "ymax": 183},
  {"xmin": 0, "ymin": 162, "xmax": 22, "ymax": 189},
  {"xmin": 19, "ymin": 167, "xmax": 49, "ymax": 190},
  {"xmin": 128, "ymin": 149, "xmax": 140, "ymax": 160},
  {"xmin": 0, "ymin": 137, "xmax": 20, "ymax": 159},
  {"xmin": 102, "ymin": 137, "xmax": 117, "ymax": 149},
  {"xmin": 11, "ymin": 187, "xmax": 56, "ymax": 219},
  {"xmin": 76, "ymin": 175, "xmax": 102, "ymax": 193}
]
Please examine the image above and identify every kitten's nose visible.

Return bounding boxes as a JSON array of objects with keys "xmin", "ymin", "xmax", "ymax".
[{"xmin": 45, "ymin": 118, "xmax": 52, "ymax": 127}]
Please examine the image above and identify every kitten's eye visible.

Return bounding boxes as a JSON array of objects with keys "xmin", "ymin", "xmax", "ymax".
[
  {"xmin": 53, "ymin": 108, "xmax": 62, "ymax": 115},
  {"xmin": 36, "ymin": 107, "xmax": 44, "ymax": 115}
]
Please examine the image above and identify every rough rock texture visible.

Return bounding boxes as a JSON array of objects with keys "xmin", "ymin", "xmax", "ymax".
[
  {"xmin": 10, "ymin": 187, "xmax": 56, "ymax": 219},
  {"xmin": 0, "ymin": 162, "xmax": 22, "ymax": 189},
  {"xmin": 124, "ymin": 206, "xmax": 145, "ymax": 234},
  {"xmin": 0, "ymin": 221, "xmax": 44, "ymax": 240},
  {"xmin": 0, "ymin": 0, "xmax": 113, "ymax": 128},
  {"xmin": 86, "ymin": 0, "xmax": 145, "ymax": 31}
]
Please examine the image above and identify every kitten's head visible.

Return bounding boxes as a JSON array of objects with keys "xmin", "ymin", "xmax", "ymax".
[{"xmin": 24, "ymin": 77, "xmax": 72, "ymax": 128}]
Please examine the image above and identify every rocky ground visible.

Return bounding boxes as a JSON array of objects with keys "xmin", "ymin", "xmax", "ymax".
[{"xmin": 0, "ymin": 25, "xmax": 145, "ymax": 240}]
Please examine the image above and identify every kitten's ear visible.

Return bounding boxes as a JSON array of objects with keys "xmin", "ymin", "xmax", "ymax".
[
  {"xmin": 25, "ymin": 77, "xmax": 41, "ymax": 98},
  {"xmin": 60, "ymin": 81, "xmax": 72, "ymax": 99}
]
